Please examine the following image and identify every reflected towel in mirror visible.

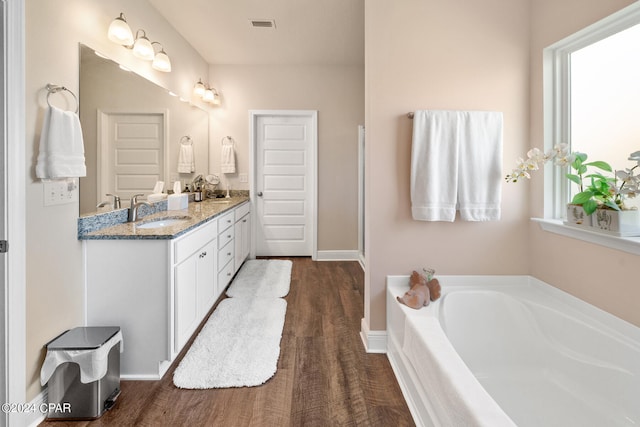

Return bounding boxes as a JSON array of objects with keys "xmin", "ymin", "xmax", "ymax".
[{"xmin": 178, "ymin": 143, "xmax": 195, "ymax": 173}]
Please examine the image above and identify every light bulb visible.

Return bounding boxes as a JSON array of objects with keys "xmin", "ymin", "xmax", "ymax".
[
  {"xmin": 193, "ymin": 79, "xmax": 206, "ymax": 97},
  {"xmin": 152, "ymin": 49, "xmax": 172, "ymax": 72}
]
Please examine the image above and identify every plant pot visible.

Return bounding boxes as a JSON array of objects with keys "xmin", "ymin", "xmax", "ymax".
[
  {"xmin": 591, "ymin": 208, "xmax": 640, "ymax": 236},
  {"xmin": 565, "ymin": 204, "xmax": 592, "ymax": 227}
]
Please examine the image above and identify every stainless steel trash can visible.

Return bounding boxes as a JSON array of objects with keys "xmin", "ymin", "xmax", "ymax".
[{"xmin": 44, "ymin": 326, "xmax": 121, "ymax": 420}]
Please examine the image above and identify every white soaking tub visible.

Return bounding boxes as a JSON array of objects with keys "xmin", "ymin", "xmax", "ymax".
[{"xmin": 386, "ymin": 275, "xmax": 640, "ymax": 427}]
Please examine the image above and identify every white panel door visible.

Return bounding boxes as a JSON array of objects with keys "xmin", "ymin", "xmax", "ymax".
[
  {"xmin": 99, "ymin": 112, "xmax": 165, "ymax": 204},
  {"xmin": 255, "ymin": 113, "xmax": 316, "ymax": 256}
]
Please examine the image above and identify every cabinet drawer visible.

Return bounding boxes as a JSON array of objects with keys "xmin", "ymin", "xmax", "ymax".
[
  {"xmin": 218, "ymin": 224, "xmax": 234, "ymax": 249},
  {"xmin": 218, "ymin": 240, "xmax": 234, "ymax": 271},
  {"xmin": 174, "ymin": 220, "xmax": 217, "ymax": 264},
  {"xmin": 218, "ymin": 258, "xmax": 235, "ymax": 290},
  {"xmin": 218, "ymin": 210, "xmax": 234, "ymax": 232},
  {"xmin": 234, "ymin": 202, "xmax": 250, "ymax": 221}
]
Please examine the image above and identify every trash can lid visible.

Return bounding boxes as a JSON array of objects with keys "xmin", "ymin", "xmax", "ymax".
[{"xmin": 46, "ymin": 326, "xmax": 120, "ymax": 350}]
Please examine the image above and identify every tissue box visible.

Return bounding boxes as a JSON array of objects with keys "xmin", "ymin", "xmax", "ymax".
[{"xmin": 167, "ymin": 194, "xmax": 188, "ymax": 210}]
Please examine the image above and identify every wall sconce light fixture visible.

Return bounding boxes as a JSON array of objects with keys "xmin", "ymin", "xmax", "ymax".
[
  {"xmin": 193, "ymin": 79, "xmax": 221, "ymax": 105},
  {"xmin": 107, "ymin": 12, "xmax": 172, "ymax": 73},
  {"xmin": 107, "ymin": 13, "xmax": 134, "ymax": 46}
]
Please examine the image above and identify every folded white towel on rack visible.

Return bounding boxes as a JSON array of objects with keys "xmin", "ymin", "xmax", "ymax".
[
  {"xmin": 411, "ymin": 110, "xmax": 502, "ymax": 222},
  {"xmin": 178, "ymin": 144, "xmax": 195, "ymax": 173},
  {"xmin": 221, "ymin": 141, "xmax": 236, "ymax": 174},
  {"xmin": 36, "ymin": 105, "xmax": 86, "ymax": 179}
]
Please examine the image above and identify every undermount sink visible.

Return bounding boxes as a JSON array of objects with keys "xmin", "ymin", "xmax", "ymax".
[{"xmin": 136, "ymin": 216, "xmax": 191, "ymax": 229}]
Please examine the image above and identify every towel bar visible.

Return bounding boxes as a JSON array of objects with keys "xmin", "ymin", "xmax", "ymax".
[{"xmin": 46, "ymin": 84, "xmax": 79, "ymax": 113}]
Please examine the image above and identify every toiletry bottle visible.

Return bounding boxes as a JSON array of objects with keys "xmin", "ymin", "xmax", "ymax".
[{"xmin": 195, "ymin": 186, "xmax": 202, "ymax": 202}]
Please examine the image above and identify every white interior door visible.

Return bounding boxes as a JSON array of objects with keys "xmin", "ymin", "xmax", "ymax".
[
  {"xmin": 98, "ymin": 111, "xmax": 167, "ymax": 205},
  {"xmin": 252, "ymin": 111, "xmax": 317, "ymax": 257}
]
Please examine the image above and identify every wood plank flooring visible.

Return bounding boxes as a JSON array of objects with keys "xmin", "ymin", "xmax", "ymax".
[{"xmin": 40, "ymin": 258, "xmax": 415, "ymax": 427}]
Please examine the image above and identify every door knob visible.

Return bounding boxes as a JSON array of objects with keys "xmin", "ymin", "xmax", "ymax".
[{"xmin": 257, "ymin": 192, "xmax": 263, "ymax": 197}]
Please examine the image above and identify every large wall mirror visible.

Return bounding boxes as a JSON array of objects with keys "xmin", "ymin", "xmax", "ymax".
[{"xmin": 78, "ymin": 44, "xmax": 209, "ymax": 215}]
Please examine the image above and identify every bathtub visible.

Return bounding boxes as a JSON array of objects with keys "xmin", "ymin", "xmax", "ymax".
[{"xmin": 386, "ymin": 275, "xmax": 640, "ymax": 427}]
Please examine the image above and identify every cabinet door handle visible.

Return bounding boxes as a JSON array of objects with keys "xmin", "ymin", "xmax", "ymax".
[
  {"xmin": 227, "ymin": 234, "xmax": 231, "ymax": 238},
  {"xmin": 242, "ymin": 219, "xmax": 247, "ymax": 223},
  {"xmin": 227, "ymin": 252, "xmax": 231, "ymax": 256}
]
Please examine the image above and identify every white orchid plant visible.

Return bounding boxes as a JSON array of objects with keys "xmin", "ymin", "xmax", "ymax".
[{"xmin": 506, "ymin": 144, "xmax": 640, "ymax": 215}]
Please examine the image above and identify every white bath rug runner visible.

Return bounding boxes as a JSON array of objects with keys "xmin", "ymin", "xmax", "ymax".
[
  {"xmin": 226, "ymin": 259, "xmax": 292, "ymax": 298},
  {"xmin": 173, "ymin": 297, "xmax": 287, "ymax": 389}
]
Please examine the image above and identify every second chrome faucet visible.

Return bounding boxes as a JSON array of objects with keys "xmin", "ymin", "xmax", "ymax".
[{"xmin": 128, "ymin": 194, "xmax": 152, "ymax": 222}]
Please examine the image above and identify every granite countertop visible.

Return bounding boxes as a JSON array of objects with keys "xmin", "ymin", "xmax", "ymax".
[{"xmin": 81, "ymin": 196, "xmax": 249, "ymax": 240}]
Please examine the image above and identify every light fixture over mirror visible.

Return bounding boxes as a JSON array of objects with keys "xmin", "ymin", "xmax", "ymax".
[
  {"xmin": 132, "ymin": 30, "xmax": 154, "ymax": 61},
  {"xmin": 107, "ymin": 12, "xmax": 172, "ymax": 73},
  {"xmin": 151, "ymin": 42, "xmax": 172, "ymax": 72},
  {"xmin": 107, "ymin": 13, "xmax": 134, "ymax": 46}
]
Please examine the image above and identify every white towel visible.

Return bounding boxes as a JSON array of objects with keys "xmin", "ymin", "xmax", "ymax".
[
  {"xmin": 177, "ymin": 144, "xmax": 195, "ymax": 173},
  {"xmin": 221, "ymin": 141, "xmax": 236, "ymax": 174},
  {"xmin": 36, "ymin": 105, "xmax": 86, "ymax": 179},
  {"xmin": 411, "ymin": 110, "xmax": 502, "ymax": 222}
]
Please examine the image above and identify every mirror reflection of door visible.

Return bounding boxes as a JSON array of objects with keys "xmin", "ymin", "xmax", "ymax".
[{"xmin": 98, "ymin": 111, "xmax": 167, "ymax": 207}]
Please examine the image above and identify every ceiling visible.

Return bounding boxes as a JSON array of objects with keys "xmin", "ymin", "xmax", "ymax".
[{"xmin": 148, "ymin": 0, "xmax": 364, "ymax": 66}]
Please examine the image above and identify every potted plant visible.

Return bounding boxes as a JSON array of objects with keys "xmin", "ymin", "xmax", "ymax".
[
  {"xmin": 589, "ymin": 151, "xmax": 640, "ymax": 235},
  {"xmin": 506, "ymin": 146, "xmax": 640, "ymax": 234}
]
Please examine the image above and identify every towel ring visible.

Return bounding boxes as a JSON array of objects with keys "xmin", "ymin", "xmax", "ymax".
[
  {"xmin": 46, "ymin": 84, "xmax": 79, "ymax": 114},
  {"xmin": 180, "ymin": 136, "xmax": 193, "ymax": 146},
  {"xmin": 221, "ymin": 136, "xmax": 235, "ymax": 146}
]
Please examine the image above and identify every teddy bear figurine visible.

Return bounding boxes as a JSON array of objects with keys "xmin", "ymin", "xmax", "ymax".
[{"xmin": 396, "ymin": 268, "xmax": 441, "ymax": 309}]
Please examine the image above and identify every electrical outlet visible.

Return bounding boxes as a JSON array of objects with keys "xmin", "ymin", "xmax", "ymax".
[
  {"xmin": 239, "ymin": 173, "xmax": 248, "ymax": 183},
  {"xmin": 44, "ymin": 179, "xmax": 78, "ymax": 206}
]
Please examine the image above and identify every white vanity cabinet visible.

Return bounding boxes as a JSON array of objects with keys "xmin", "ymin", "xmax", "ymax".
[
  {"xmin": 217, "ymin": 210, "xmax": 235, "ymax": 291},
  {"xmin": 84, "ymin": 218, "xmax": 219, "ymax": 380},
  {"xmin": 173, "ymin": 220, "xmax": 218, "ymax": 352},
  {"xmin": 234, "ymin": 202, "xmax": 251, "ymax": 272},
  {"xmin": 83, "ymin": 199, "xmax": 252, "ymax": 380}
]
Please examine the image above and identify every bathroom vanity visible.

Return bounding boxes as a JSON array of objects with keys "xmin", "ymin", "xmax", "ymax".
[{"xmin": 81, "ymin": 197, "xmax": 251, "ymax": 379}]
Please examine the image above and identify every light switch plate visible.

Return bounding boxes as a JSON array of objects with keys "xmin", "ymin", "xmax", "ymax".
[
  {"xmin": 44, "ymin": 179, "xmax": 78, "ymax": 206},
  {"xmin": 239, "ymin": 173, "xmax": 248, "ymax": 183}
]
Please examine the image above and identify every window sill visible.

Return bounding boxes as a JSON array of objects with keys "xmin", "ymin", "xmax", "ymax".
[{"xmin": 532, "ymin": 218, "xmax": 640, "ymax": 256}]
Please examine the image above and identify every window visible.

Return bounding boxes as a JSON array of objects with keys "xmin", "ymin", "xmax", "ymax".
[
  {"xmin": 539, "ymin": 3, "xmax": 640, "ymax": 255},
  {"xmin": 544, "ymin": 2, "xmax": 640, "ymax": 219}
]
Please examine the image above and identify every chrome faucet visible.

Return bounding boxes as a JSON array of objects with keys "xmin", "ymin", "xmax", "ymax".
[
  {"xmin": 97, "ymin": 193, "xmax": 121, "ymax": 209},
  {"xmin": 106, "ymin": 193, "xmax": 121, "ymax": 209},
  {"xmin": 128, "ymin": 194, "xmax": 152, "ymax": 222}
]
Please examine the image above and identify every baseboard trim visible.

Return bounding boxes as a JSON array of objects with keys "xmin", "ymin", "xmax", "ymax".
[
  {"xmin": 315, "ymin": 250, "xmax": 360, "ymax": 261},
  {"xmin": 26, "ymin": 388, "xmax": 48, "ymax": 427},
  {"xmin": 359, "ymin": 318, "xmax": 387, "ymax": 353}
]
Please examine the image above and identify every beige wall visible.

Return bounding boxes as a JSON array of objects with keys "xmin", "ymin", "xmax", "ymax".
[
  {"xmin": 528, "ymin": 0, "xmax": 640, "ymax": 327},
  {"xmin": 208, "ymin": 64, "xmax": 364, "ymax": 251},
  {"xmin": 364, "ymin": 0, "xmax": 531, "ymax": 330},
  {"xmin": 25, "ymin": 0, "xmax": 208, "ymax": 400}
]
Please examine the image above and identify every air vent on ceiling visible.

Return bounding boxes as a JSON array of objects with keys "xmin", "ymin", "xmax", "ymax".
[{"xmin": 249, "ymin": 19, "xmax": 276, "ymax": 29}]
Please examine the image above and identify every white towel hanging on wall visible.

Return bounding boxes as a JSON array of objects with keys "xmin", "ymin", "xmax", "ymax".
[
  {"xmin": 410, "ymin": 110, "xmax": 503, "ymax": 222},
  {"xmin": 221, "ymin": 136, "xmax": 236, "ymax": 174},
  {"xmin": 36, "ymin": 105, "xmax": 86, "ymax": 180}
]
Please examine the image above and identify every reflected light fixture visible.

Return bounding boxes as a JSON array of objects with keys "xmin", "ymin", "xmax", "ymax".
[
  {"xmin": 107, "ymin": 13, "xmax": 134, "ymax": 46},
  {"xmin": 151, "ymin": 42, "xmax": 172, "ymax": 72},
  {"xmin": 203, "ymin": 87, "xmax": 215, "ymax": 103},
  {"xmin": 193, "ymin": 80, "xmax": 221, "ymax": 105},
  {"xmin": 193, "ymin": 79, "xmax": 206, "ymax": 97}
]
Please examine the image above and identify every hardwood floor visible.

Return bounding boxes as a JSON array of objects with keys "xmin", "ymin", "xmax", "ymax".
[{"xmin": 40, "ymin": 258, "xmax": 415, "ymax": 427}]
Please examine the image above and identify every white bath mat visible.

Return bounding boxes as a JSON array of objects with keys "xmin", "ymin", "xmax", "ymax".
[
  {"xmin": 225, "ymin": 259, "xmax": 292, "ymax": 298},
  {"xmin": 173, "ymin": 297, "xmax": 287, "ymax": 389}
]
